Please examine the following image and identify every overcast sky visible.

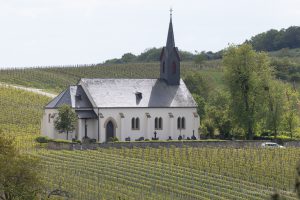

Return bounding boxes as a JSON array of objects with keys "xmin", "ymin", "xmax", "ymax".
[{"xmin": 0, "ymin": 0, "xmax": 299, "ymax": 68}]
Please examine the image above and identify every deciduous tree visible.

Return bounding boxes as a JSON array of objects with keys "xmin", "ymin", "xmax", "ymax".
[
  {"xmin": 223, "ymin": 44, "xmax": 272, "ymax": 139},
  {"xmin": 0, "ymin": 134, "xmax": 42, "ymax": 200},
  {"xmin": 54, "ymin": 104, "xmax": 77, "ymax": 140}
]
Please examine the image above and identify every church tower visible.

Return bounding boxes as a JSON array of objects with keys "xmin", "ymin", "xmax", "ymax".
[{"xmin": 159, "ymin": 9, "xmax": 181, "ymax": 85}]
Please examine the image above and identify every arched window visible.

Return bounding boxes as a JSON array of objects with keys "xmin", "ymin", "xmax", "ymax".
[
  {"xmin": 131, "ymin": 118, "xmax": 135, "ymax": 130},
  {"xmin": 172, "ymin": 61, "xmax": 176, "ymax": 74},
  {"xmin": 159, "ymin": 117, "xmax": 163, "ymax": 129},
  {"xmin": 162, "ymin": 62, "xmax": 165, "ymax": 73},
  {"xmin": 155, "ymin": 117, "xmax": 158, "ymax": 129},
  {"xmin": 48, "ymin": 113, "xmax": 51, "ymax": 123},
  {"xmin": 177, "ymin": 117, "xmax": 181, "ymax": 129},
  {"xmin": 136, "ymin": 118, "xmax": 140, "ymax": 130},
  {"xmin": 181, "ymin": 117, "xmax": 185, "ymax": 129}
]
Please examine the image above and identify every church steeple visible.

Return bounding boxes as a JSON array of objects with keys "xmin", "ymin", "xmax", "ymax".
[
  {"xmin": 166, "ymin": 10, "xmax": 175, "ymax": 49},
  {"xmin": 159, "ymin": 9, "xmax": 181, "ymax": 85}
]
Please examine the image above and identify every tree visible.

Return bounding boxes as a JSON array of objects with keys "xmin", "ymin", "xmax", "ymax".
[
  {"xmin": 206, "ymin": 90, "xmax": 233, "ymax": 139},
  {"xmin": 265, "ymin": 80, "xmax": 286, "ymax": 138},
  {"xmin": 0, "ymin": 134, "xmax": 42, "ymax": 200},
  {"xmin": 194, "ymin": 51, "xmax": 207, "ymax": 65},
  {"xmin": 282, "ymin": 87, "xmax": 300, "ymax": 138},
  {"xmin": 121, "ymin": 53, "xmax": 136, "ymax": 63},
  {"xmin": 192, "ymin": 94, "xmax": 206, "ymax": 120},
  {"xmin": 184, "ymin": 71, "xmax": 215, "ymax": 101},
  {"xmin": 54, "ymin": 104, "xmax": 77, "ymax": 140},
  {"xmin": 223, "ymin": 44, "xmax": 273, "ymax": 139}
]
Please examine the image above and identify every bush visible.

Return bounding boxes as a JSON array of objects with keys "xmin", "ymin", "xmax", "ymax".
[
  {"xmin": 35, "ymin": 136, "xmax": 49, "ymax": 143},
  {"xmin": 125, "ymin": 137, "xmax": 131, "ymax": 141},
  {"xmin": 72, "ymin": 139, "xmax": 81, "ymax": 144},
  {"xmin": 48, "ymin": 138, "xmax": 73, "ymax": 144},
  {"xmin": 107, "ymin": 137, "xmax": 118, "ymax": 142},
  {"xmin": 178, "ymin": 135, "xmax": 183, "ymax": 140},
  {"xmin": 135, "ymin": 137, "xmax": 144, "ymax": 141}
]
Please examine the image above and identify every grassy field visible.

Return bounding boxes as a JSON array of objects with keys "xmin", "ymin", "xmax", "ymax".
[{"xmin": 0, "ymin": 85, "xmax": 299, "ymax": 199}]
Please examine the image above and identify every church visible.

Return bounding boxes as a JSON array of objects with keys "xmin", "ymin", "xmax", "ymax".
[{"xmin": 41, "ymin": 14, "xmax": 200, "ymax": 142}]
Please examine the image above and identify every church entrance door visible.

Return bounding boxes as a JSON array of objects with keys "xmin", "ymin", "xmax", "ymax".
[{"xmin": 106, "ymin": 121, "xmax": 114, "ymax": 141}]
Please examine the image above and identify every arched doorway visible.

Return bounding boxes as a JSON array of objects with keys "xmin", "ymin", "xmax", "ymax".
[{"xmin": 106, "ymin": 121, "xmax": 114, "ymax": 141}]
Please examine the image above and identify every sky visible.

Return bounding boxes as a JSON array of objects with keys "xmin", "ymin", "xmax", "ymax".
[{"xmin": 0, "ymin": 0, "xmax": 299, "ymax": 68}]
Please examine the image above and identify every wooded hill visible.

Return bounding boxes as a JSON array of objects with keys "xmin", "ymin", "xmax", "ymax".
[{"xmin": 104, "ymin": 26, "xmax": 300, "ymax": 64}]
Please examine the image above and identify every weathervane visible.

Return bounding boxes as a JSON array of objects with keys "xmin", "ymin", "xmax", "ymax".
[{"xmin": 170, "ymin": 7, "xmax": 173, "ymax": 18}]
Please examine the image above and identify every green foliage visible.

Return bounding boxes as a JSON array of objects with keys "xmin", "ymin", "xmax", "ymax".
[
  {"xmin": 35, "ymin": 136, "xmax": 50, "ymax": 143},
  {"xmin": 206, "ymin": 90, "xmax": 233, "ymax": 139},
  {"xmin": 194, "ymin": 52, "xmax": 207, "ymax": 65},
  {"xmin": 192, "ymin": 94, "xmax": 206, "ymax": 119},
  {"xmin": 54, "ymin": 104, "xmax": 77, "ymax": 140},
  {"xmin": 223, "ymin": 44, "xmax": 273, "ymax": 139},
  {"xmin": 0, "ymin": 134, "xmax": 42, "ymax": 200},
  {"xmin": 247, "ymin": 26, "xmax": 300, "ymax": 51},
  {"xmin": 184, "ymin": 71, "xmax": 215, "ymax": 100},
  {"xmin": 48, "ymin": 138, "xmax": 74, "ymax": 144},
  {"xmin": 264, "ymin": 80, "xmax": 286, "ymax": 137},
  {"xmin": 282, "ymin": 87, "xmax": 300, "ymax": 138},
  {"xmin": 121, "ymin": 53, "xmax": 137, "ymax": 63},
  {"xmin": 105, "ymin": 47, "xmax": 197, "ymax": 64}
]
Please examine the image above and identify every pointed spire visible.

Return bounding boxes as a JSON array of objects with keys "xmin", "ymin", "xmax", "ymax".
[{"xmin": 166, "ymin": 8, "xmax": 175, "ymax": 49}]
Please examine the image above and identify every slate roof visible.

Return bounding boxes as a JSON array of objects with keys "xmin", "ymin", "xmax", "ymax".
[
  {"xmin": 78, "ymin": 78, "xmax": 197, "ymax": 108},
  {"xmin": 45, "ymin": 85, "xmax": 93, "ymax": 109},
  {"xmin": 76, "ymin": 110, "xmax": 98, "ymax": 119}
]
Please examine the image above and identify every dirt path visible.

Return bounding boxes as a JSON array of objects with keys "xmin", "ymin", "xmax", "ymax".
[{"xmin": 0, "ymin": 82, "xmax": 57, "ymax": 98}]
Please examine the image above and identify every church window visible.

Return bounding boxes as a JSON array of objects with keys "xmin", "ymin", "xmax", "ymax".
[
  {"xmin": 177, "ymin": 117, "xmax": 185, "ymax": 129},
  {"xmin": 131, "ymin": 118, "xmax": 135, "ymax": 130},
  {"xmin": 132, "ymin": 117, "xmax": 140, "ymax": 130},
  {"xmin": 162, "ymin": 62, "xmax": 165, "ymax": 73},
  {"xmin": 136, "ymin": 118, "xmax": 140, "ymax": 130},
  {"xmin": 48, "ymin": 114, "xmax": 51, "ymax": 123},
  {"xmin": 159, "ymin": 117, "xmax": 163, "ymax": 129},
  {"xmin": 181, "ymin": 117, "xmax": 185, "ymax": 129},
  {"xmin": 172, "ymin": 61, "xmax": 176, "ymax": 74},
  {"xmin": 155, "ymin": 117, "xmax": 163, "ymax": 130},
  {"xmin": 155, "ymin": 118, "xmax": 158, "ymax": 129}
]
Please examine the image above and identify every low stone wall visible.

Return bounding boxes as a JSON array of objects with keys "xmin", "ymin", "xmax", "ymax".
[{"xmin": 47, "ymin": 140, "xmax": 300, "ymax": 150}]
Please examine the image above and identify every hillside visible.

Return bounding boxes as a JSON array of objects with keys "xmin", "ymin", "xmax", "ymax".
[
  {"xmin": 1, "ymin": 66, "xmax": 300, "ymax": 199},
  {"xmin": 0, "ymin": 61, "xmax": 223, "ymax": 93},
  {"xmin": 0, "ymin": 48, "xmax": 300, "ymax": 94}
]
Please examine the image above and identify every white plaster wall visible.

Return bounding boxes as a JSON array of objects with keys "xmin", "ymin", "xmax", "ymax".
[
  {"xmin": 41, "ymin": 109, "xmax": 78, "ymax": 140},
  {"xmin": 97, "ymin": 107, "xmax": 200, "ymax": 143},
  {"xmin": 41, "ymin": 107, "xmax": 200, "ymax": 142}
]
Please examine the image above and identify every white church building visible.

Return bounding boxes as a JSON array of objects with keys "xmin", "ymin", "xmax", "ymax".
[{"xmin": 41, "ymin": 15, "xmax": 200, "ymax": 142}]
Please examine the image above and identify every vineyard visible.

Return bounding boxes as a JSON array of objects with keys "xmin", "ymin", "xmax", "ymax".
[
  {"xmin": 0, "ymin": 85, "xmax": 50, "ymax": 150},
  {"xmin": 38, "ymin": 148, "xmax": 300, "ymax": 200},
  {"xmin": 0, "ymin": 61, "xmax": 223, "ymax": 93},
  {"xmin": 1, "ymin": 80, "xmax": 300, "ymax": 199}
]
